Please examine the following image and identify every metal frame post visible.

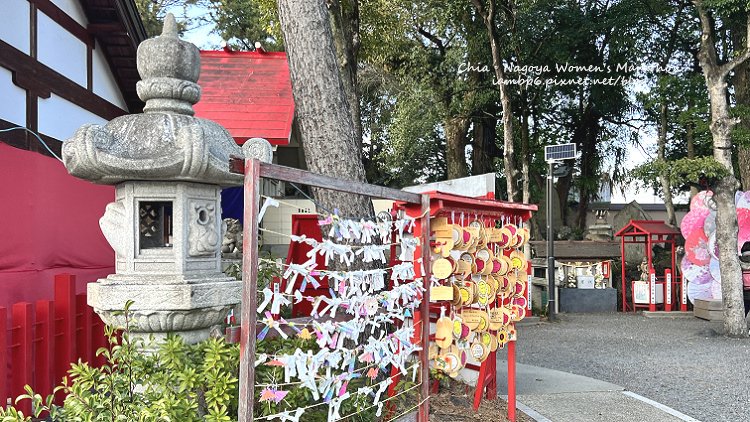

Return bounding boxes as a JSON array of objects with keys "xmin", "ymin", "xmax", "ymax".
[
  {"xmin": 418, "ymin": 195, "xmax": 431, "ymax": 422},
  {"xmin": 238, "ymin": 158, "xmax": 261, "ymax": 421},
  {"xmin": 547, "ymin": 161, "xmax": 556, "ymax": 320},
  {"xmin": 507, "ymin": 340, "xmax": 517, "ymax": 422}
]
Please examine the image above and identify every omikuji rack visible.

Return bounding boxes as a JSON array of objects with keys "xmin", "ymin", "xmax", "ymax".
[{"xmin": 395, "ymin": 191, "xmax": 537, "ymax": 422}]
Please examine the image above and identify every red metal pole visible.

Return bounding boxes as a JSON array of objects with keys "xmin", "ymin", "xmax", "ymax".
[
  {"xmin": 238, "ymin": 158, "xmax": 261, "ymax": 422},
  {"xmin": 620, "ymin": 236, "xmax": 627, "ymax": 312},
  {"xmin": 418, "ymin": 194, "xmax": 431, "ymax": 422},
  {"xmin": 507, "ymin": 340, "xmax": 517, "ymax": 422},
  {"xmin": 35, "ymin": 300, "xmax": 54, "ymax": 399},
  {"xmin": 11, "ymin": 302, "xmax": 32, "ymax": 415},
  {"xmin": 0, "ymin": 307, "xmax": 6, "ymax": 410}
]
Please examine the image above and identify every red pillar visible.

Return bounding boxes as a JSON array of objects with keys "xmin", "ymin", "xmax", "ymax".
[
  {"xmin": 76, "ymin": 294, "xmax": 91, "ymax": 364},
  {"xmin": 0, "ymin": 307, "xmax": 7, "ymax": 410},
  {"xmin": 681, "ymin": 262, "xmax": 688, "ymax": 312},
  {"xmin": 649, "ymin": 268, "xmax": 657, "ymax": 312},
  {"xmin": 11, "ymin": 302, "xmax": 32, "ymax": 416},
  {"xmin": 35, "ymin": 300, "xmax": 54, "ymax": 399},
  {"xmin": 664, "ymin": 269, "xmax": 672, "ymax": 312},
  {"xmin": 54, "ymin": 274, "xmax": 76, "ymax": 404}
]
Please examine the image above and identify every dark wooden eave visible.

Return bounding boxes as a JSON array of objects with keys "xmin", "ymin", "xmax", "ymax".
[
  {"xmin": 530, "ymin": 240, "xmax": 622, "ymax": 260},
  {"xmin": 80, "ymin": 0, "xmax": 146, "ymax": 113}
]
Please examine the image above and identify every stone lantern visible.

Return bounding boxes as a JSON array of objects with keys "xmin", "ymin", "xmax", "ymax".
[{"xmin": 62, "ymin": 15, "xmax": 269, "ymax": 343}]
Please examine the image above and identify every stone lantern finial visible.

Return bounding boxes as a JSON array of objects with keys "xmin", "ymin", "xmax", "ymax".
[
  {"xmin": 136, "ymin": 13, "xmax": 201, "ymax": 116},
  {"xmin": 162, "ymin": 13, "xmax": 179, "ymax": 38}
]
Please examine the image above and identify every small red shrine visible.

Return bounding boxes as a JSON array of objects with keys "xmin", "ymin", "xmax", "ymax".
[{"xmin": 615, "ymin": 220, "xmax": 684, "ymax": 312}]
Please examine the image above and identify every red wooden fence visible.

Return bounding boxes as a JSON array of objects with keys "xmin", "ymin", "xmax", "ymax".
[{"xmin": 1, "ymin": 273, "xmax": 106, "ymax": 413}]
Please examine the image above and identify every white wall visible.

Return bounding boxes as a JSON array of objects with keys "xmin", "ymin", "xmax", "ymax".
[
  {"xmin": 0, "ymin": 67, "xmax": 27, "ymax": 126},
  {"xmin": 92, "ymin": 41, "xmax": 127, "ymax": 109},
  {"xmin": 37, "ymin": 12, "xmax": 87, "ymax": 87},
  {"xmin": 0, "ymin": 0, "xmax": 31, "ymax": 54},
  {"xmin": 50, "ymin": 0, "xmax": 87, "ymax": 26},
  {"xmin": 261, "ymin": 199, "xmax": 394, "ymax": 247},
  {"xmin": 38, "ymin": 93, "xmax": 107, "ymax": 140}
]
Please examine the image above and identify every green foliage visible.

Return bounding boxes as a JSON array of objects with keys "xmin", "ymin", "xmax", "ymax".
[
  {"xmin": 0, "ymin": 300, "xmax": 240, "ymax": 422},
  {"xmin": 630, "ymin": 157, "xmax": 731, "ymax": 194},
  {"xmin": 201, "ymin": 0, "xmax": 282, "ymax": 50},
  {"xmin": 134, "ymin": 0, "xmax": 194, "ymax": 37}
]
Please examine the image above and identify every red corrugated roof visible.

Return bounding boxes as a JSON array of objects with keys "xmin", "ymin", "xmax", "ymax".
[{"xmin": 195, "ymin": 50, "xmax": 294, "ymax": 146}]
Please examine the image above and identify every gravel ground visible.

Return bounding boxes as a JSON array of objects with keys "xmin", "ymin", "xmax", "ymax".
[{"xmin": 497, "ymin": 314, "xmax": 750, "ymax": 422}]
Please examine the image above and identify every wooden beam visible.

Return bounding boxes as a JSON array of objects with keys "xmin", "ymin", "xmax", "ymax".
[
  {"xmin": 87, "ymin": 23, "xmax": 124, "ymax": 34},
  {"xmin": 229, "ymin": 158, "xmax": 422, "ymax": 204},
  {"xmin": 0, "ymin": 40, "xmax": 126, "ymax": 121},
  {"xmin": 238, "ymin": 159, "xmax": 261, "ymax": 421}
]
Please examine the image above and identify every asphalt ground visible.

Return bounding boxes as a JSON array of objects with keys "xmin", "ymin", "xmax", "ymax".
[{"xmin": 497, "ymin": 313, "xmax": 750, "ymax": 422}]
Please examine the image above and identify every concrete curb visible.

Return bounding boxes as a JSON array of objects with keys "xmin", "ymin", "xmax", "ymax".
[{"xmin": 622, "ymin": 391, "xmax": 702, "ymax": 422}]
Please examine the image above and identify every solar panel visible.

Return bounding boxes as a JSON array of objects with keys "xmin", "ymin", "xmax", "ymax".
[{"xmin": 545, "ymin": 143, "xmax": 576, "ymax": 162}]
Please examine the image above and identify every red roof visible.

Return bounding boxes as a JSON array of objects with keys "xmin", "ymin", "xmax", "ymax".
[
  {"xmin": 615, "ymin": 220, "xmax": 681, "ymax": 237},
  {"xmin": 195, "ymin": 50, "xmax": 294, "ymax": 146}
]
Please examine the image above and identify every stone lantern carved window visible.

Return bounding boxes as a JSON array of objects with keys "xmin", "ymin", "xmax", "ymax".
[
  {"xmin": 139, "ymin": 201, "xmax": 173, "ymax": 249},
  {"xmin": 188, "ymin": 201, "xmax": 220, "ymax": 256}
]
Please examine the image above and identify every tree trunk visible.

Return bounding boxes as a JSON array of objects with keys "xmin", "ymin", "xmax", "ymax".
[
  {"xmin": 686, "ymin": 113, "xmax": 699, "ymax": 198},
  {"xmin": 657, "ymin": 101, "xmax": 677, "ymax": 226},
  {"xmin": 694, "ymin": 0, "xmax": 748, "ymax": 337},
  {"xmin": 445, "ymin": 117, "xmax": 470, "ymax": 179},
  {"xmin": 471, "ymin": 0, "xmax": 518, "ymax": 201},
  {"xmin": 739, "ymin": 148, "xmax": 750, "ymax": 190},
  {"xmin": 471, "ymin": 115, "xmax": 499, "ymax": 175},
  {"xmin": 574, "ymin": 102, "xmax": 600, "ymax": 232},
  {"xmin": 731, "ymin": 20, "xmax": 750, "ymax": 191},
  {"xmin": 277, "ymin": 0, "xmax": 372, "ymax": 218},
  {"xmin": 714, "ymin": 175, "xmax": 747, "ymax": 336},
  {"xmin": 520, "ymin": 95, "xmax": 531, "ymax": 204},
  {"xmin": 327, "ymin": 0, "xmax": 362, "ymax": 150}
]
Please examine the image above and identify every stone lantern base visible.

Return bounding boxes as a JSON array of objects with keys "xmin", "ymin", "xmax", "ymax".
[{"xmin": 88, "ymin": 276, "xmax": 240, "ymax": 343}]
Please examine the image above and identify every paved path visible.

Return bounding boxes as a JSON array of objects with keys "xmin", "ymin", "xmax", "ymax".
[
  {"xmin": 498, "ymin": 314, "xmax": 750, "ymax": 422},
  {"xmin": 497, "ymin": 361, "xmax": 698, "ymax": 422}
]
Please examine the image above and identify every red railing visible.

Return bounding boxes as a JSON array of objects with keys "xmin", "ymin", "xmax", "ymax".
[{"xmin": 1, "ymin": 274, "xmax": 107, "ymax": 413}]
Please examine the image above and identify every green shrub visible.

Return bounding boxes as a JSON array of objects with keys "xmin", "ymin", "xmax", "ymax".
[
  {"xmin": 0, "ymin": 300, "xmax": 381, "ymax": 422},
  {"xmin": 0, "ymin": 300, "xmax": 240, "ymax": 422}
]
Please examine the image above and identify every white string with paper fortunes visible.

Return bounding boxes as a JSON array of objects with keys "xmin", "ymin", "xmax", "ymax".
[{"xmin": 253, "ymin": 208, "xmax": 425, "ymax": 421}]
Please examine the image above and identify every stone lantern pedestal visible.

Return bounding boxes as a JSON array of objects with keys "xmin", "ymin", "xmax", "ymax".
[{"xmin": 61, "ymin": 14, "xmax": 270, "ymax": 343}]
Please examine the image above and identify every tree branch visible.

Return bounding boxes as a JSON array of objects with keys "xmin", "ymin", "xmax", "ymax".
[
  {"xmin": 718, "ymin": 12, "xmax": 750, "ymax": 77},
  {"xmin": 693, "ymin": 0, "xmax": 720, "ymax": 76},
  {"xmin": 470, "ymin": 0, "xmax": 487, "ymax": 20},
  {"xmin": 416, "ymin": 27, "xmax": 446, "ymax": 55}
]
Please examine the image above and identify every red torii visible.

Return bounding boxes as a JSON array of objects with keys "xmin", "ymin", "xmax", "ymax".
[{"xmin": 615, "ymin": 220, "xmax": 683, "ymax": 312}]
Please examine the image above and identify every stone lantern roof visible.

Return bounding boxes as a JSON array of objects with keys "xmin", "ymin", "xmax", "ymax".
[{"xmin": 62, "ymin": 14, "xmax": 258, "ymax": 186}]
